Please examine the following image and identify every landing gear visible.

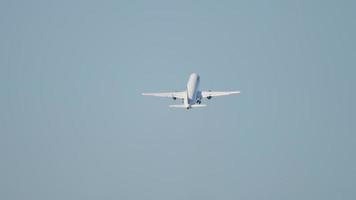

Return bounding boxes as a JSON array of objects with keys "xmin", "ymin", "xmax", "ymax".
[{"xmin": 196, "ymin": 96, "xmax": 202, "ymax": 104}]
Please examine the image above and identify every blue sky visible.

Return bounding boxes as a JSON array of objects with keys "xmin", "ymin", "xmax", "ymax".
[{"xmin": 1, "ymin": 0, "xmax": 355, "ymax": 199}]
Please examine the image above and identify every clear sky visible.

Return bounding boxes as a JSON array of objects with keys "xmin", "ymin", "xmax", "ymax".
[{"xmin": 1, "ymin": 0, "xmax": 355, "ymax": 199}]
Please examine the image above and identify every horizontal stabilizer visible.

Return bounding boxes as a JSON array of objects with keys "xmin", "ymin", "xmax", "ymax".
[
  {"xmin": 191, "ymin": 104, "xmax": 207, "ymax": 108},
  {"xmin": 169, "ymin": 105, "xmax": 187, "ymax": 108},
  {"xmin": 169, "ymin": 104, "xmax": 207, "ymax": 108}
]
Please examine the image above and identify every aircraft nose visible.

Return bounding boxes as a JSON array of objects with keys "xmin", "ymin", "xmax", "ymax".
[{"xmin": 190, "ymin": 73, "xmax": 199, "ymax": 78}]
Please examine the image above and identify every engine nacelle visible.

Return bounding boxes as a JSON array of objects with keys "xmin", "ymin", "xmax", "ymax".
[{"xmin": 207, "ymin": 96, "xmax": 212, "ymax": 100}]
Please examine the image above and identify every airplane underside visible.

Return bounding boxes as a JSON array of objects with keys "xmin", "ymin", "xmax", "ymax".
[{"xmin": 142, "ymin": 73, "xmax": 240, "ymax": 109}]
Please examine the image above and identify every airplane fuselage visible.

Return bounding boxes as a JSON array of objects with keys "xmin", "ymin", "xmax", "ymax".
[{"xmin": 185, "ymin": 73, "xmax": 200, "ymax": 109}]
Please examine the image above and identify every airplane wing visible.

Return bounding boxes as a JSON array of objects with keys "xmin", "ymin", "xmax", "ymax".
[
  {"xmin": 142, "ymin": 91, "xmax": 186, "ymax": 99},
  {"xmin": 200, "ymin": 90, "xmax": 240, "ymax": 98}
]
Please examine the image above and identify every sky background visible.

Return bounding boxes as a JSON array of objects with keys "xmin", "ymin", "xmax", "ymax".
[{"xmin": 1, "ymin": 0, "xmax": 356, "ymax": 199}]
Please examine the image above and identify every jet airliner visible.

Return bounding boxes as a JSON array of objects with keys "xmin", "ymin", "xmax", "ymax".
[{"xmin": 142, "ymin": 73, "xmax": 240, "ymax": 109}]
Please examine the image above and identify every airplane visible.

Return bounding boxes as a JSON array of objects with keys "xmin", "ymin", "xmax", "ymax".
[{"xmin": 142, "ymin": 73, "xmax": 240, "ymax": 109}]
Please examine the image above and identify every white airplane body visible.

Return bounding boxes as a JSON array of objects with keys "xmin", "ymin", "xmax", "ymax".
[{"xmin": 142, "ymin": 73, "xmax": 240, "ymax": 109}]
